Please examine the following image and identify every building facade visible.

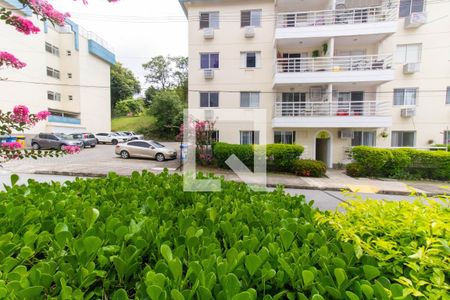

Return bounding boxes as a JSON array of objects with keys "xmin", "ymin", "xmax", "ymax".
[
  {"xmin": 0, "ymin": 0, "xmax": 115, "ymax": 137},
  {"xmin": 180, "ymin": 0, "xmax": 450, "ymax": 168}
]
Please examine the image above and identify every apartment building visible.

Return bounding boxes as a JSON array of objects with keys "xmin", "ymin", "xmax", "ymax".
[
  {"xmin": 180, "ymin": 0, "xmax": 450, "ymax": 168},
  {"xmin": 0, "ymin": 0, "xmax": 115, "ymax": 137}
]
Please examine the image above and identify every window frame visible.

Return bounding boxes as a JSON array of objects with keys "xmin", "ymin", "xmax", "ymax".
[
  {"xmin": 393, "ymin": 88, "xmax": 418, "ymax": 106},
  {"xmin": 240, "ymin": 130, "xmax": 260, "ymax": 145},
  {"xmin": 444, "ymin": 131, "xmax": 450, "ymax": 144},
  {"xmin": 47, "ymin": 91, "xmax": 61, "ymax": 101},
  {"xmin": 274, "ymin": 131, "xmax": 296, "ymax": 144},
  {"xmin": 199, "ymin": 11, "xmax": 220, "ymax": 29},
  {"xmin": 241, "ymin": 51, "xmax": 261, "ymax": 69},
  {"xmin": 352, "ymin": 131, "xmax": 376, "ymax": 147},
  {"xmin": 241, "ymin": 9, "xmax": 262, "ymax": 27},
  {"xmin": 391, "ymin": 131, "xmax": 416, "ymax": 147},
  {"xmin": 46, "ymin": 67, "xmax": 60, "ymax": 79},
  {"xmin": 200, "ymin": 92, "xmax": 219, "ymax": 108},
  {"xmin": 240, "ymin": 92, "xmax": 260, "ymax": 108},
  {"xmin": 200, "ymin": 53, "xmax": 220, "ymax": 69},
  {"xmin": 399, "ymin": 0, "xmax": 425, "ymax": 18},
  {"xmin": 45, "ymin": 42, "xmax": 60, "ymax": 56},
  {"xmin": 446, "ymin": 87, "xmax": 450, "ymax": 105},
  {"xmin": 395, "ymin": 43, "xmax": 422, "ymax": 64}
]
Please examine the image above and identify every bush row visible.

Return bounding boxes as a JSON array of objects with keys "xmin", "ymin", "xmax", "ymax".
[
  {"xmin": 0, "ymin": 172, "xmax": 447, "ymax": 298},
  {"xmin": 348, "ymin": 146, "xmax": 450, "ymax": 180}
]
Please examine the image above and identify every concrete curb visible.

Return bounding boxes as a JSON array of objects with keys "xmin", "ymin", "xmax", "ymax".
[{"xmin": 33, "ymin": 170, "xmax": 448, "ymax": 197}]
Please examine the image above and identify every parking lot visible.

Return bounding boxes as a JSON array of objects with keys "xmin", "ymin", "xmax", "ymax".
[{"xmin": 2, "ymin": 142, "xmax": 181, "ymax": 176}]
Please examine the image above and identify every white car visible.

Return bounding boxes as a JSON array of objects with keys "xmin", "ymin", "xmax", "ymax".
[
  {"xmin": 120, "ymin": 131, "xmax": 144, "ymax": 141},
  {"xmin": 95, "ymin": 132, "xmax": 128, "ymax": 145}
]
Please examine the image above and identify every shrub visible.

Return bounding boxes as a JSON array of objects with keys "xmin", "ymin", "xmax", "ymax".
[
  {"xmin": 213, "ymin": 142, "xmax": 254, "ymax": 169},
  {"xmin": 266, "ymin": 144, "xmax": 304, "ymax": 172},
  {"xmin": 292, "ymin": 159, "xmax": 327, "ymax": 177},
  {"xmin": 351, "ymin": 146, "xmax": 392, "ymax": 177},
  {"xmin": 384, "ymin": 149, "xmax": 412, "ymax": 177},
  {"xmin": 431, "ymin": 144, "xmax": 450, "ymax": 152},
  {"xmin": 113, "ymin": 98, "xmax": 145, "ymax": 117},
  {"xmin": 405, "ymin": 149, "xmax": 450, "ymax": 180},
  {"xmin": 346, "ymin": 162, "xmax": 364, "ymax": 177}
]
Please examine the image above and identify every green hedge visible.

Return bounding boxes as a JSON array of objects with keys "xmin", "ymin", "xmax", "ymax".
[
  {"xmin": 213, "ymin": 143, "xmax": 303, "ymax": 172},
  {"xmin": 0, "ymin": 172, "xmax": 447, "ymax": 298},
  {"xmin": 292, "ymin": 159, "xmax": 327, "ymax": 177},
  {"xmin": 349, "ymin": 146, "xmax": 450, "ymax": 180}
]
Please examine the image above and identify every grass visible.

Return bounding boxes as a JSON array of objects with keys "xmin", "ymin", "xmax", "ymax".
[{"xmin": 111, "ymin": 114, "xmax": 155, "ymax": 132}]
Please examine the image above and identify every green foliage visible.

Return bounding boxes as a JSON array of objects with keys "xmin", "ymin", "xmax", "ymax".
[
  {"xmin": 345, "ymin": 162, "xmax": 364, "ymax": 178},
  {"xmin": 149, "ymin": 90, "xmax": 184, "ymax": 138},
  {"xmin": 113, "ymin": 98, "xmax": 145, "ymax": 117},
  {"xmin": 350, "ymin": 146, "xmax": 450, "ymax": 180},
  {"xmin": 266, "ymin": 144, "xmax": 304, "ymax": 172},
  {"xmin": 292, "ymin": 160, "xmax": 327, "ymax": 177},
  {"xmin": 213, "ymin": 143, "xmax": 254, "ymax": 170},
  {"xmin": 431, "ymin": 144, "xmax": 450, "ymax": 152},
  {"xmin": 110, "ymin": 63, "xmax": 141, "ymax": 108},
  {"xmin": 318, "ymin": 197, "xmax": 450, "ymax": 299},
  {"xmin": 111, "ymin": 115, "xmax": 155, "ymax": 133}
]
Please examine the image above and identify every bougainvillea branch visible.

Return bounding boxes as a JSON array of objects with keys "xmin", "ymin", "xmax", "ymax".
[{"xmin": 0, "ymin": 51, "xmax": 27, "ymax": 69}]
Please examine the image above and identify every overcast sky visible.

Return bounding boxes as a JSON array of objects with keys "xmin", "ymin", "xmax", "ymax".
[{"xmin": 49, "ymin": 0, "xmax": 188, "ymax": 87}]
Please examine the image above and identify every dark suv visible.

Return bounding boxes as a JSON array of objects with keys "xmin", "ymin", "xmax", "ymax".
[{"xmin": 31, "ymin": 133, "xmax": 84, "ymax": 150}]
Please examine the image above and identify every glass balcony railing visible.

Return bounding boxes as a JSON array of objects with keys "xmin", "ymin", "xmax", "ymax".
[{"xmin": 48, "ymin": 115, "xmax": 81, "ymax": 125}]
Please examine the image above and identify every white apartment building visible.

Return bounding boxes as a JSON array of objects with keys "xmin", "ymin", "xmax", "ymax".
[
  {"xmin": 0, "ymin": 0, "xmax": 115, "ymax": 138},
  {"xmin": 180, "ymin": 0, "xmax": 450, "ymax": 168}
]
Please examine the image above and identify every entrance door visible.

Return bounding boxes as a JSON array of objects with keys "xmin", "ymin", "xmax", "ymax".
[{"xmin": 315, "ymin": 131, "xmax": 331, "ymax": 168}]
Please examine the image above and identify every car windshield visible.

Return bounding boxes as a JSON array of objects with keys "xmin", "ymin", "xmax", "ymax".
[{"xmin": 151, "ymin": 141, "xmax": 165, "ymax": 148}]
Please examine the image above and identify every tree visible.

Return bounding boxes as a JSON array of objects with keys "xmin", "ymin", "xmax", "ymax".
[
  {"xmin": 110, "ymin": 62, "xmax": 141, "ymax": 108},
  {"xmin": 144, "ymin": 86, "xmax": 159, "ymax": 106},
  {"xmin": 149, "ymin": 90, "xmax": 184, "ymax": 138}
]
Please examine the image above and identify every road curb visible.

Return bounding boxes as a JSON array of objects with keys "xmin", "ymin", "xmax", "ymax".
[{"xmin": 33, "ymin": 170, "xmax": 447, "ymax": 197}]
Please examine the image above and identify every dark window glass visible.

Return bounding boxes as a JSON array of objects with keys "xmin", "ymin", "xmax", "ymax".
[
  {"xmin": 200, "ymin": 13, "xmax": 209, "ymax": 29},
  {"xmin": 200, "ymin": 92, "xmax": 219, "ymax": 107},
  {"xmin": 200, "ymin": 54, "xmax": 209, "ymax": 69},
  {"xmin": 241, "ymin": 11, "xmax": 251, "ymax": 27},
  {"xmin": 210, "ymin": 53, "xmax": 219, "ymax": 68},
  {"xmin": 246, "ymin": 52, "xmax": 256, "ymax": 68},
  {"xmin": 399, "ymin": 0, "xmax": 424, "ymax": 17},
  {"xmin": 446, "ymin": 87, "xmax": 450, "ymax": 104}
]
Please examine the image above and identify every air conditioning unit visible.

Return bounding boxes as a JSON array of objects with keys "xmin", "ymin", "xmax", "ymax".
[
  {"xmin": 204, "ymin": 69, "xmax": 214, "ymax": 79},
  {"xmin": 203, "ymin": 28, "xmax": 214, "ymax": 39},
  {"xmin": 401, "ymin": 107, "xmax": 416, "ymax": 118},
  {"xmin": 339, "ymin": 130, "xmax": 353, "ymax": 139},
  {"xmin": 403, "ymin": 63, "xmax": 420, "ymax": 74},
  {"xmin": 244, "ymin": 26, "xmax": 255, "ymax": 38},
  {"xmin": 204, "ymin": 110, "xmax": 214, "ymax": 121},
  {"xmin": 335, "ymin": 0, "xmax": 346, "ymax": 9},
  {"xmin": 405, "ymin": 12, "xmax": 427, "ymax": 28}
]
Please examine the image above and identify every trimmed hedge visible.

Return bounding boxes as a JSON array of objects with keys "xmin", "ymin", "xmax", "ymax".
[
  {"xmin": 292, "ymin": 159, "xmax": 327, "ymax": 177},
  {"xmin": 213, "ymin": 143, "xmax": 304, "ymax": 172},
  {"xmin": 349, "ymin": 146, "xmax": 450, "ymax": 180}
]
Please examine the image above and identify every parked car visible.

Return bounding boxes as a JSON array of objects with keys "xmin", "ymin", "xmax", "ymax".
[
  {"xmin": 68, "ymin": 133, "xmax": 97, "ymax": 148},
  {"xmin": 118, "ymin": 131, "xmax": 144, "ymax": 141},
  {"xmin": 31, "ymin": 133, "xmax": 84, "ymax": 150},
  {"xmin": 115, "ymin": 140, "xmax": 177, "ymax": 162},
  {"xmin": 95, "ymin": 133, "xmax": 128, "ymax": 145}
]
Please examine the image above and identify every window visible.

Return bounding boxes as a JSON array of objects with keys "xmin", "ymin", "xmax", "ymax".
[
  {"xmin": 399, "ymin": 0, "xmax": 424, "ymax": 17},
  {"xmin": 68, "ymin": 73, "xmax": 72, "ymax": 79},
  {"xmin": 200, "ymin": 53, "xmax": 219, "ymax": 69},
  {"xmin": 395, "ymin": 44, "xmax": 421, "ymax": 64},
  {"xmin": 200, "ymin": 12, "xmax": 219, "ymax": 29},
  {"xmin": 128, "ymin": 141, "xmax": 150, "ymax": 148},
  {"xmin": 241, "ymin": 52, "xmax": 261, "ymax": 68},
  {"xmin": 352, "ymin": 131, "xmax": 376, "ymax": 146},
  {"xmin": 211, "ymin": 130, "xmax": 220, "ymax": 142},
  {"xmin": 444, "ymin": 131, "xmax": 450, "ymax": 144},
  {"xmin": 47, "ymin": 67, "xmax": 60, "ymax": 79},
  {"xmin": 241, "ymin": 10, "xmax": 262, "ymax": 27},
  {"xmin": 274, "ymin": 131, "xmax": 296, "ymax": 144},
  {"xmin": 240, "ymin": 92, "xmax": 260, "ymax": 108},
  {"xmin": 394, "ymin": 88, "xmax": 417, "ymax": 106},
  {"xmin": 45, "ymin": 42, "xmax": 59, "ymax": 56},
  {"xmin": 200, "ymin": 92, "xmax": 219, "ymax": 107},
  {"xmin": 67, "ymin": 50, "xmax": 72, "ymax": 56},
  {"xmin": 240, "ymin": 131, "xmax": 260, "ymax": 145},
  {"xmin": 392, "ymin": 131, "xmax": 416, "ymax": 147},
  {"xmin": 47, "ymin": 91, "xmax": 61, "ymax": 101},
  {"xmin": 68, "ymin": 95, "xmax": 73, "ymax": 101},
  {"xmin": 446, "ymin": 87, "xmax": 450, "ymax": 104}
]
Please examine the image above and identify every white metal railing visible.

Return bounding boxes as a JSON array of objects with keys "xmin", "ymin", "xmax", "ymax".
[
  {"xmin": 277, "ymin": 6, "xmax": 397, "ymax": 28},
  {"xmin": 273, "ymin": 100, "xmax": 390, "ymax": 117},
  {"xmin": 276, "ymin": 54, "xmax": 393, "ymax": 73}
]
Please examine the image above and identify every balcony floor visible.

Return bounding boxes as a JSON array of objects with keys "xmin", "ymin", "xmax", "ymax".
[{"xmin": 272, "ymin": 115, "xmax": 392, "ymax": 128}]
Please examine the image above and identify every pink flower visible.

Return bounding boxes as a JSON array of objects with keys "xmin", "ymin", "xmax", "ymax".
[
  {"xmin": 63, "ymin": 145, "xmax": 81, "ymax": 154},
  {"xmin": 11, "ymin": 105, "xmax": 30, "ymax": 123},
  {"xmin": 6, "ymin": 15, "xmax": 40, "ymax": 35},
  {"xmin": 1, "ymin": 142, "xmax": 23, "ymax": 150},
  {"xmin": 36, "ymin": 110, "xmax": 51, "ymax": 120},
  {"xmin": 0, "ymin": 51, "xmax": 27, "ymax": 69},
  {"xmin": 27, "ymin": 0, "xmax": 70, "ymax": 26}
]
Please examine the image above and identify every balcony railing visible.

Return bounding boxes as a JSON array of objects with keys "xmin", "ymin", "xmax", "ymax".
[
  {"xmin": 274, "ymin": 101, "xmax": 390, "ymax": 117},
  {"xmin": 276, "ymin": 6, "xmax": 397, "ymax": 28},
  {"xmin": 48, "ymin": 115, "xmax": 81, "ymax": 125},
  {"xmin": 276, "ymin": 54, "xmax": 393, "ymax": 73}
]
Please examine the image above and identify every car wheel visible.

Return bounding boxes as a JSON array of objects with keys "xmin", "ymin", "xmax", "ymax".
[
  {"xmin": 155, "ymin": 153, "xmax": 165, "ymax": 162},
  {"xmin": 120, "ymin": 151, "xmax": 130, "ymax": 159},
  {"xmin": 59, "ymin": 144, "xmax": 67, "ymax": 151},
  {"xmin": 112, "ymin": 139, "xmax": 118, "ymax": 145},
  {"xmin": 91, "ymin": 144, "xmax": 96, "ymax": 148},
  {"xmin": 31, "ymin": 143, "xmax": 40, "ymax": 150}
]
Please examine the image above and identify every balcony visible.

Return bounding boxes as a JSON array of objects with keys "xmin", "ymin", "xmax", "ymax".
[
  {"xmin": 48, "ymin": 115, "xmax": 81, "ymax": 125},
  {"xmin": 272, "ymin": 100, "xmax": 392, "ymax": 128},
  {"xmin": 275, "ymin": 6, "xmax": 397, "ymax": 41},
  {"xmin": 274, "ymin": 54, "xmax": 394, "ymax": 86}
]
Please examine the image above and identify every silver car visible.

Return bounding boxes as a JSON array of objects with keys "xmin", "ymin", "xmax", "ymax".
[
  {"xmin": 115, "ymin": 140, "xmax": 177, "ymax": 162},
  {"xmin": 31, "ymin": 133, "xmax": 84, "ymax": 150}
]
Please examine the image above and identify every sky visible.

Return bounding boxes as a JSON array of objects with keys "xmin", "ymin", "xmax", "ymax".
[{"xmin": 48, "ymin": 0, "xmax": 188, "ymax": 87}]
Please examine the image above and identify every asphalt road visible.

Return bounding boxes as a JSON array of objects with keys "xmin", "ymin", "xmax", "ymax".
[{"xmin": 0, "ymin": 172, "xmax": 422, "ymax": 211}]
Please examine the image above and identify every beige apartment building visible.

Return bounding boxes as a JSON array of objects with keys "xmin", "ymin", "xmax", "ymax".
[
  {"xmin": 0, "ymin": 0, "xmax": 114, "ymax": 137},
  {"xmin": 180, "ymin": 0, "xmax": 450, "ymax": 168}
]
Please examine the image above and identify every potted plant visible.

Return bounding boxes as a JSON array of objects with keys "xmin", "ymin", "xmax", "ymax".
[{"xmin": 380, "ymin": 131, "xmax": 389, "ymax": 139}]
